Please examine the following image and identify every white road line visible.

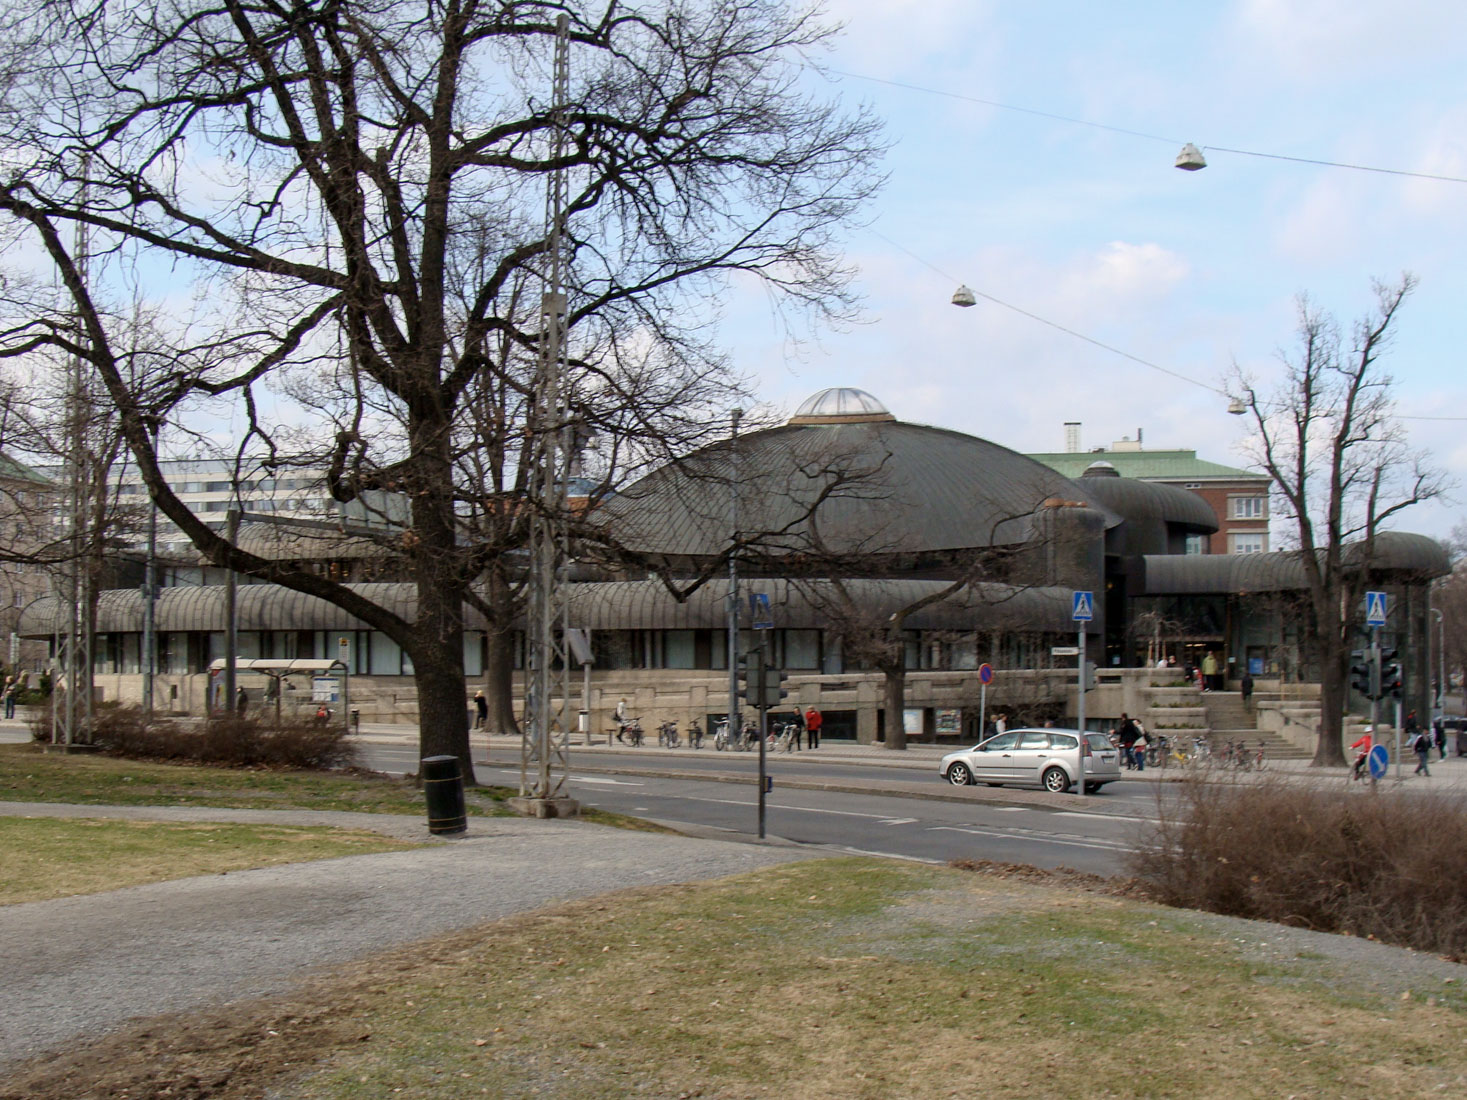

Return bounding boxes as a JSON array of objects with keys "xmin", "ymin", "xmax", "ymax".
[
  {"xmin": 881, "ymin": 818, "xmax": 918, "ymax": 826},
  {"xmin": 928, "ymin": 825, "xmax": 1132, "ymax": 852},
  {"xmin": 1053, "ymin": 811, "xmax": 1151, "ymax": 823}
]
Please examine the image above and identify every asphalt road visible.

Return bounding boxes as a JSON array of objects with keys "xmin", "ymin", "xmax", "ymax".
[{"xmin": 358, "ymin": 741, "xmax": 1155, "ymax": 875}]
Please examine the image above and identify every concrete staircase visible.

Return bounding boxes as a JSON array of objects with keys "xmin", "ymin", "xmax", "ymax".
[{"xmin": 1202, "ymin": 691, "xmax": 1312, "ymax": 760}]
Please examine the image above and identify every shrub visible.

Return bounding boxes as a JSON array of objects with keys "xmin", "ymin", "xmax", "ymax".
[
  {"xmin": 1130, "ymin": 776, "xmax": 1467, "ymax": 958},
  {"xmin": 32, "ymin": 705, "xmax": 355, "ymax": 770}
]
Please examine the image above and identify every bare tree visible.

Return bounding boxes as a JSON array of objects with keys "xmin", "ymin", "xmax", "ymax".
[
  {"xmin": 0, "ymin": 1, "xmax": 883, "ymax": 771},
  {"xmin": 1231, "ymin": 276, "xmax": 1446, "ymax": 766}
]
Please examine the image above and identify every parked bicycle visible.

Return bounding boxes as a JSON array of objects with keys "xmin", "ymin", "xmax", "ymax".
[
  {"xmin": 613, "ymin": 717, "xmax": 643, "ymax": 747},
  {"xmin": 775, "ymin": 720, "xmax": 800, "ymax": 753},
  {"xmin": 687, "ymin": 719, "xmax": 704, "ymax": 749},
  {"xmin": 658, "ymin": 720, "xmax": 681, "ymax": 748}
]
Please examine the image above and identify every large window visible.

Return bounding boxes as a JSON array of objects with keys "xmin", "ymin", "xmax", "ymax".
[
  {"xmin": 1184, "ymin": 533, "xmax": 1208, "ymax": 555},
  {"xmin": 1229, "ymin": 532, "xmax": 1266, "ymax": 554},
  {"xmin": 1230, "ymin": 496, "xmax": 1267, "ymax": 519}
]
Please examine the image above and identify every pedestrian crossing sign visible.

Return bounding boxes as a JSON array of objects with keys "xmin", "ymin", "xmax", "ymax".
[
  {"xmin": 1365, "ymin": 590, "xmax": 1387, "ymax": 627},
  {"xmin": 1072, "ymin": 591, "xmax": 1094, "ymax": 621}
]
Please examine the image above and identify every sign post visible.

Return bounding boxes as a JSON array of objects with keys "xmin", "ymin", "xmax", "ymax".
[
  {"xmin": 1072, "ymin": 591, "xmax": 1094, "ymax": 797},
  {"xmin": 1365, "ymin": 592, "xmax": 1389, "ymax": 778},
  {"xmin": 977, "ymin": 663, "xmax": 993, "ymax": 737}
]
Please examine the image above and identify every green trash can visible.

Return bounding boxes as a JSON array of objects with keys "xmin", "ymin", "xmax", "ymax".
[{"xmin": 421, "ymin": 754, "xmax": 467, "ymax": 835}]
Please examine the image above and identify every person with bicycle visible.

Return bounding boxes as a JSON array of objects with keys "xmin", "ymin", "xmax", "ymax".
[{"xmin": 1350, "ymin": 728, "xmax": 1374, "ymax": 782}]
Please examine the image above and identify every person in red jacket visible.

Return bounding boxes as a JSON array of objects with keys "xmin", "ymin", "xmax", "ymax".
[
  {"xmin": 1350, "ymin": 728, "xmax": 1374, "ymax": 782},
  {"xmin": 804, "ymin": 706, "xmax": 823, "ymax": 749}
]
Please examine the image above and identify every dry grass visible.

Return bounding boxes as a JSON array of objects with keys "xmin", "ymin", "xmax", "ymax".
[
  {"xmin": 1130, "ymin": 775, "xmax": 1467, "ymax": 957},
  {"xmin": 0, "ymin": 816, "xmax": 417, "ymax": 904},
  {"xmin": 9, "ymin": 858, "xmax": 1467, "ymax": 1099}
]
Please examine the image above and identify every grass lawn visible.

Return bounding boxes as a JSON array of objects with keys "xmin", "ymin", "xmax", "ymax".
[
  {"xmin": 27, "ymin": 857, "xmax": 1459, "ymax": 1100},
  {"xmin": 0, "ymin": 816, "xmax": 420, "ymax": 904},
  {"xmin": 0, "ymin": 742, "xmax": 507, "ymax": 816}
]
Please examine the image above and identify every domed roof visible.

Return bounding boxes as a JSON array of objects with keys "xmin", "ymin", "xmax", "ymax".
[
  {"xmin": 788, "ymin": 387, "xmax": 895, "ymax": 425},
  {"xmin": 598, "ymin": 415, "xmax": 1117, "ymax": 563}
]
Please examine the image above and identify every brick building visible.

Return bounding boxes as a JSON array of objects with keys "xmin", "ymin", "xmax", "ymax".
[{"xmin": 1028, "ymin": 431, "xmax": 1271, "ymax": 556}]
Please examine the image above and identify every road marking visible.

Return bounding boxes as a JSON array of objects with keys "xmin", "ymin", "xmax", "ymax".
[
  {"xmin": 927, "ymin": 825, "xmax": 1132, "ymax": 852},
  {"xmin": 881, "ymin": 818, "xmax": 918, "ymax": 826},
  {"xmin": 1053, "ymin": 811, "xmax": 1151, "ymax": 823},
  {"xmin": 566, "ymin": 775, "xmax": 645, "ymax": 786}
]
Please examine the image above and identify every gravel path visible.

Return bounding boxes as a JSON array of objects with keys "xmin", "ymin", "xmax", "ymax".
[{"xmin": 0, "ymin": 808, "xmax": 817, "ymax": 1066}]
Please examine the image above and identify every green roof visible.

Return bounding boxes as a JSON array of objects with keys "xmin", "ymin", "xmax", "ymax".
[
  {"xmin": 1026, "ymin": 449, "xmax": 1267, "ymax": 483},
  {"xmin": 0, "ymin": 451, "xmax": 52, "ymax": 486}
]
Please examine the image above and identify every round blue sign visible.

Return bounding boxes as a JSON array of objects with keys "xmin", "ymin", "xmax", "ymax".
[
  {"xmin": 1367, "ymin": 744, "xmax": 1389, "ymax": 779},
  {"xmin": 978, "ymin": 663, "xmax": 994, "ymax": 685}
]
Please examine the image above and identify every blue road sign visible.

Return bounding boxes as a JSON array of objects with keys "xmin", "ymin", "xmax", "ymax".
[
  {"xmin": 749, "ymin": 592, "xmax": 773, "ymax": 630},
  {"xmin": 978, "ymin": 663, "xmax": 994, "ymax": 685},
  {"xmin": 1367, "ymin": 743, "xmax": 1389, "ymax": 779},
  {"xmin": 1365, "ymin": 591, "xmax": 1388, "ymax": 627},
  {"xmin": 1072, "ymin": 591, "xmax": 1094, "ymax": 622}
]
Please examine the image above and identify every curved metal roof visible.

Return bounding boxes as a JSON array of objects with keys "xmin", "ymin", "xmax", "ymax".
[
  {"xmin": 1074, "ymin": 472, "xmax": 1218, "ymax": 556},
  {"xmin": 1140, "ymin": 532, "xmax": 1450, "ymax": 595},
  {"xmin": 19, "ymin": 582, "xmax": 479, "ymax": 637},
  {"xmin": 18, "ymin": 578, "xmax": 1081, "ymax": 636},
  {"xmin": 597, "ymin": 419, "xmax": 1119, "ymax": 561}
]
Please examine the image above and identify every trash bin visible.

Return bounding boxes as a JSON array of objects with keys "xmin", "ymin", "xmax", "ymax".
[{"xmin": 421, "ymin": 754, "xmax": 467, "ymax": 835}]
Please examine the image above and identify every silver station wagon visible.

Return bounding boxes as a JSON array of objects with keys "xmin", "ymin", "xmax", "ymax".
[{"xmin": 938, "ymin": 728, "xmax": 1121, "ymax": 793}]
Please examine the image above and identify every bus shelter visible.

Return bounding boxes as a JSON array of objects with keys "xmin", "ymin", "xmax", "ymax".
[{"xmin": 206, "ymin": 658, "xmax": 350, "ymax": 731}]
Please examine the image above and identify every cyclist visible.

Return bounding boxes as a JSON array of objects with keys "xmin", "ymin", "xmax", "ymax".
[{"xmin": 1350, "ymin": 727, "xmax": 1374, "ymax": 782}]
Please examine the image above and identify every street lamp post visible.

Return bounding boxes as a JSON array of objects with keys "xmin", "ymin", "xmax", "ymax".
[
  {"xmin": 727, "ymin": 408, "xmax": 743, "ymax": 745},
  {"xmin": 1430, "ymin": 606, "xmax": 1444, "ymax": 720}
]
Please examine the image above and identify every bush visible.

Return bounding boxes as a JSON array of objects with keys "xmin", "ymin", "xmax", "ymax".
[
  {"xmin": 1130, "ymin": 775, "xmax": 1467, "ymax": 958},
  {"xmin": 31, "ymin": 705, "xmax": 356, "ymax": 770}
]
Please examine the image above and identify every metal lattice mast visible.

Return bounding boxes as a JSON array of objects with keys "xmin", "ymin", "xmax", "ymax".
[
  {"xmin": 520, "ymin": 14, "xmax": 573, "ymax": 801},
  {"xmin": 54, "ymin": 158, "xmax": 94, "ymax": 747}
]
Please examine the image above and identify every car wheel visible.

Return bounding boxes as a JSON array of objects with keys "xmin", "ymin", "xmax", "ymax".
[
  {"xmin": 1084, "ymin": 782, "xmax": 1104, "ymax": 794},
  {"xmin": 1042, "ymin": 767, "xmax": 1071, "ymax": 793},
  {"xmin": 947, "ymin": 763, "xmax": 973, "ymax": 786}
]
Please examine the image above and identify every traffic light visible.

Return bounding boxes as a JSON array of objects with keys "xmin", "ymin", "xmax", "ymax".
[
  {"xmin": 739, "ymin": 653, "xmax": 765, "ymax": 708},
  {"xmin": 1080, "ymin": 661, "xmax": 1098, "ymax": 691},
  {"xmin": 1379, "ymin": 647, "xmax": 1402, "ymax": 700},
  {"xmin": 1350, "ymin": 649, "xmax": 1377, "ymax": 699},
  {"xmin": 767, "ymin": 666, "xmax": 790, "ymax": 708}
]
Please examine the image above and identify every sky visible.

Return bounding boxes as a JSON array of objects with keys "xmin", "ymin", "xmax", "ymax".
[{"xmin": 720, "ymin": 0, "xmax": 1467, "ymax": 543}]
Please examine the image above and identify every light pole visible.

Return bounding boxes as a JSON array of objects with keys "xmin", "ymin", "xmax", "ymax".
[
  {"xmin": 727, "ymin": 408, "xmax": 743, "ymax": 746},
  {"xmin": 1430, "ymin": 606, "xmax": 1444, "ymax": 719},
  {"xmin": 141, "ymin": 415, "xmax": 161, "ymax": 716}
]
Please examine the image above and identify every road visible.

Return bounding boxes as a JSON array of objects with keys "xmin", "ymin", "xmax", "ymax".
[{"xmin": 358, "ymin": 740, "xmax": 1156, "ymax": 875}]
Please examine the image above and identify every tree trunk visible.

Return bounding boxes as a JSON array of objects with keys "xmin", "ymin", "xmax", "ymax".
[
  {"xmin": 1313, "ymin": 650, "xmax": 1349, "ymax": 767},
  {"xmin": 485, "ymin": 626, "xmax": 520, "ymax": 735},
  {"xmin": 412, "ymin": 623, "xmax": 474, "ymax": 783},
  {"xmin": 882, "ymin": 661, "xmax": 908, "ymax": 750}
]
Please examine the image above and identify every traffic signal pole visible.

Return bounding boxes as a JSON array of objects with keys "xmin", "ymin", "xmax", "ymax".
[{"xmin": 1076, "ymin": 626, "xmax": 1086, "ymax": 797}]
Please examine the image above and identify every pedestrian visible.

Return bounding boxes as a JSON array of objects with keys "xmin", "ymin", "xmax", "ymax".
[
  {"xmin": 1201, "ymin": 652, "xmax": 1219, "ymax": 692},
  {"xmin": 1413, "ymin": 723, "xmax": 1432, "ymax": 777},
  {"xmin": 789, "ymin": 711, "xmax": 804, "ymax": 751},
  {"xmin": 473, "ymin": 689, "xmax": 488, "ymax": 730},
  {"xmin": 235, "ymin": 685, "xmax": 248, "ymax": 716},
  {"xmin": 1, "ymin": 677, "xmax": 14, "ymax": 720},
  {"xmin": 995, "ymin": 712, "xmax": 1008, "ymax": 736},
  {"xmin": 1131, "ymin": 727, "xmax": 1148, "ymax": 772},
  {"xmin": 614, "ymin": 697, "xmax": 629, "ymax": 743},
  {"xmin": 1112, "ymin": 713, "xmax": 1140, "ymax": 770},
  {"xmin": 1240, "ymin": 669, "xmax": 1254, "ymax": 706},
  {"xmin": 804, "ymin": 705, "xmax": 822, "ymax": 749},
  {"xmin": 1433, "ymin": 716, "xmax": 1447, "ymax": 761}
]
